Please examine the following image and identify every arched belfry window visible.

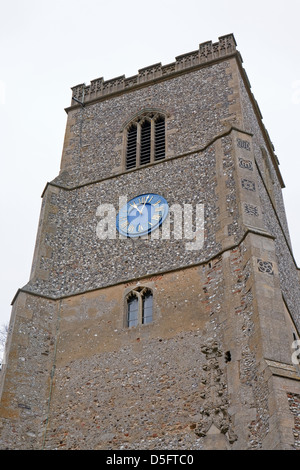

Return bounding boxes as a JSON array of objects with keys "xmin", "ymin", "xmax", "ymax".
[
  {"xmin": 125, "ymin": 113, "xmax": 166, "ymax": 170},
  {"xmin": 126, "ymin": 287, "xmax": 153, "ymax": 327}
]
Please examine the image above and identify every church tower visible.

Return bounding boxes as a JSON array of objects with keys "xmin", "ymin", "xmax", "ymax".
[{"xmin": 1, "ymin": 34, "xmax": 300, "ymax": 450}]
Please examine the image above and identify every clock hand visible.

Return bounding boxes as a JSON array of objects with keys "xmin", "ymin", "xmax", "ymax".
[
  {"xmin": 140, "ymin": 195, "xmax": 149, "ymax": 214},
  {"xmin": 129, "ymin": 203, "xmax": 142, "ymax": 214}
]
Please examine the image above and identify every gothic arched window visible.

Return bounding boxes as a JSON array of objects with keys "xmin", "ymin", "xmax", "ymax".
[
  {"xmin": 126, "ymin": 287, "xmax": 153, "ymax": 327},
  {"xmin": 125, "ymin": 113, "xmax": 166, "ymax": 170},
  {"xmin": 127, "ymin": 293, "xmax": 139, "ymax": 327},
  {"xmin": 142, "ymin": 289, "xmax": 153, "ymax": 324}
]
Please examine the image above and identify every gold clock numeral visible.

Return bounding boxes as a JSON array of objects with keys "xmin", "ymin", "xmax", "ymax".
[
  {"xmin": 128, "ymin": 224, "xmax": 134, "ymax": 233},
  {"xmin": 121, "ymin": 219, "xmax": 129, "ymax": 229},
  {"xmin": 152, "ymin": 213, "xmax": 162, "ymax": 221},
  {"xmin": 138, "ymin": 224, "xmax": 144, "ymax": 232},
  {"xmin": 153, "ymin": 199, "xmax": 161, "ymax": 206},
  {"xmin": 138, "ymin": 196, "xmax": 147, "ymax": 204}
]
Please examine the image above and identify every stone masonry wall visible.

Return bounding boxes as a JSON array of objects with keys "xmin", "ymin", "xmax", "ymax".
[
  {"xmin": 22, "ymin": 55, "xmax": 246, "ymax": 300},
  {"xmin": 287, "ymin": 392, "xmax": 300, "ymax": 448},
  {"xmin": 1, "ymin": 39, "xmax": 299, "ymax": 451},
  {"xmin": 56, "ymin": 60, "xmax": 237, "ymax": 188},
  {"xmin": 239, "ymin": 75, "xmax": 300, "ymax": 330},
  {"xmin": 0, "ymin": 293, "xmax": 59, "ymax": 449},
  {"xmin": 27, "ymin": 145, "xmax": 220, "ymax": 297},
  {"xmin": 41, "ymin": 250, "xmax": 242, "ymax": 450}
]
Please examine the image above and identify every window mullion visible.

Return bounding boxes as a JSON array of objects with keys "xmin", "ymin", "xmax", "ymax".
[{"xmin": 137, "ymin": 292, "xmax": 143, "ymax": 325}]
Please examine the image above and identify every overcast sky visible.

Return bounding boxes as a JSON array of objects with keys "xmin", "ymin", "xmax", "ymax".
[{"xmin": 1, "ymin": 0, "xmax": 300, "ymax": 327}]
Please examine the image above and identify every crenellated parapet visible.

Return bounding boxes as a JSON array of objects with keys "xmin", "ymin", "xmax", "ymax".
[{"xmin": 70, "ymin": 34, "xmax": 237, "ymax": 107}]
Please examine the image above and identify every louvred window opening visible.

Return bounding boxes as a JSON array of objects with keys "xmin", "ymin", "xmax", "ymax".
[
  {"xmin": 125, "ymin": 113, "xmax": 165, "ymax": 169},
  {"xmin": 126, "ymin": 124, "xmax": 138, "ymax": 169}
]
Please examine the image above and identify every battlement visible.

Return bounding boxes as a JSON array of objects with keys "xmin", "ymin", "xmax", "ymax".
[{"xmin": 70, "ymin": 34, "xmax": 237, "ymax": 107}]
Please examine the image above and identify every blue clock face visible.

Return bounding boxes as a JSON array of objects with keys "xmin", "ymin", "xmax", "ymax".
[{"xmin": 116, "ymin": 193, "xmax": 169, "ymax": 237}]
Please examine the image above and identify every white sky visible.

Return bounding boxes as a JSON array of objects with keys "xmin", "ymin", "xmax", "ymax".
[{"xmin": 1, "ymin": 0, "xmax": 300, "ymax": 327}]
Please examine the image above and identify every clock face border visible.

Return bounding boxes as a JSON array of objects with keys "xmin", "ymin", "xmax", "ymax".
[{"xmin": 116, "ymin": 193, "xmax": 169, "ymax": 238}]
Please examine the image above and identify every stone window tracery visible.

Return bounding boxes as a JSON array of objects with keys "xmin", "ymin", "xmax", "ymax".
[{"xmin": 125, "ymin": 287, "xmax": 153, "ymax": 327}]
